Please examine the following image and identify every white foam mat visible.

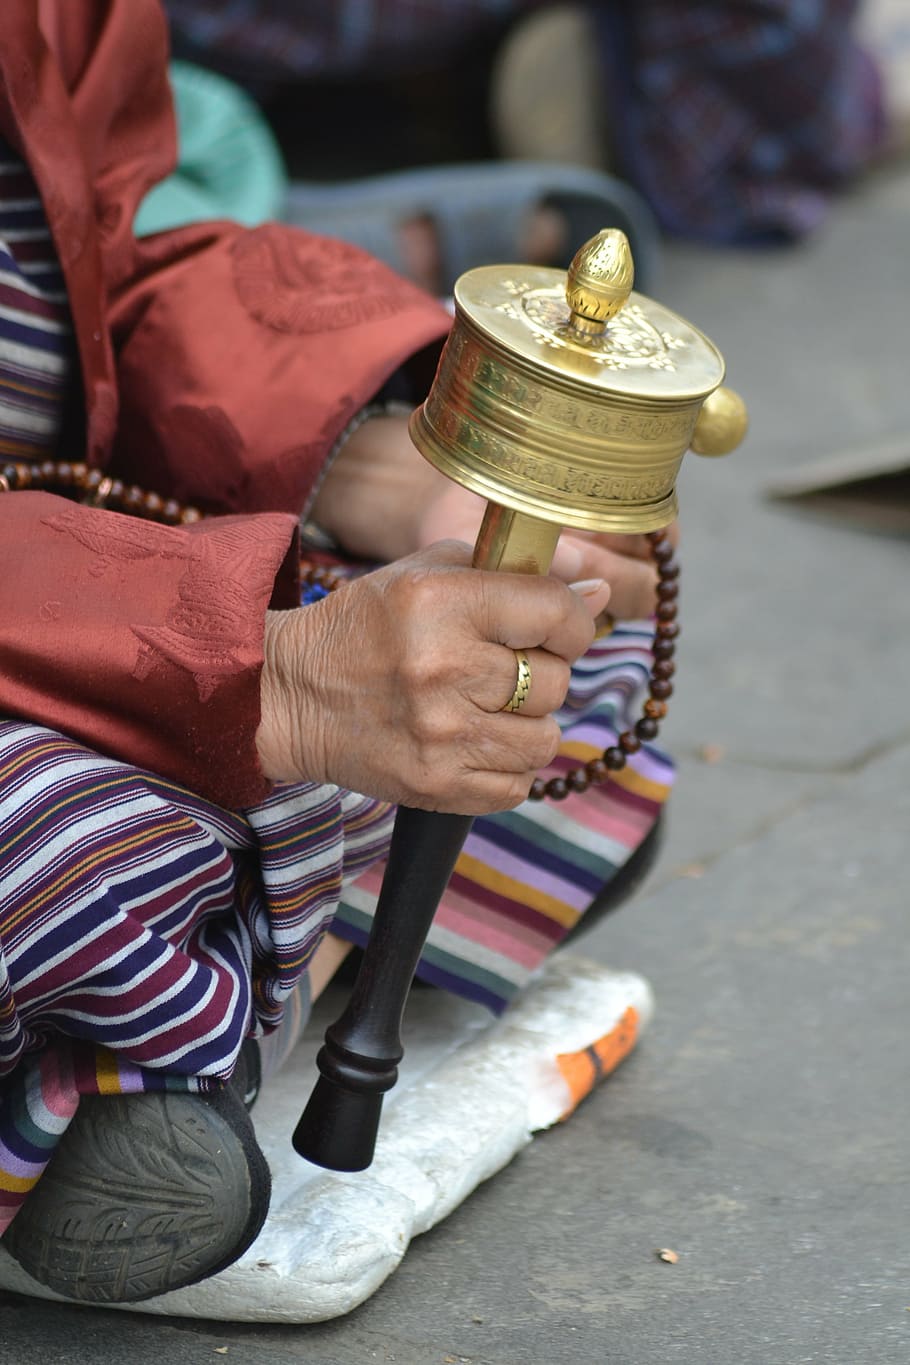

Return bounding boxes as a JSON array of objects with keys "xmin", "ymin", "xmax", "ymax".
[{"xmin": 0, "ymin": 953, "xmax": 652, "ymax": 1322}]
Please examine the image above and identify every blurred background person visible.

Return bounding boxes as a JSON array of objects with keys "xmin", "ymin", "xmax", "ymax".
[{"xmin": 156, "ymin": 0, "xmax": 897, "ymax": 283}]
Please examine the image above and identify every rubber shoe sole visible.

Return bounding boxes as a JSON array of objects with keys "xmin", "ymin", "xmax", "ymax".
[{"xmin": 2, "ymin": 1086, "xmax": 271, "ymax": 1304}]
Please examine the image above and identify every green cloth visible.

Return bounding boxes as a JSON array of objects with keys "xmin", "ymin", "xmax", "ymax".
[{"xmin": 134, "ymin": 60, "xmax": 287, "ymax": 235}]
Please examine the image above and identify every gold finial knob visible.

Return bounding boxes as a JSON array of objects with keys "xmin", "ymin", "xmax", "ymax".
[
  {"xmin": 565, "ymin": 228, "xmax": 634, "ymax": 336},
  {"xmin": 690, "ymin": 386, "xmax": 749, "ymax": 457}
]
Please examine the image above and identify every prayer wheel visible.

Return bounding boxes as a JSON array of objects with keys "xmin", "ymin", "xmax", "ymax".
[{"xmin": 293, "ymin": 229, "xmax": 747, "ymax": 1171}]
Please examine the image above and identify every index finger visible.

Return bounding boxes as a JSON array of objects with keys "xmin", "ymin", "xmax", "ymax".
[{"xmin": 474, "ymin": 569, "xmax": 608, "ymax": 664}]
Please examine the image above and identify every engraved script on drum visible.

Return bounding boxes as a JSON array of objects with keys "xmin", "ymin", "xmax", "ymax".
[
  {"xmin": 432, "ymin": 335, "xmax": 694, "ymax": 446},
  {"xmin": 427, "ymin": 401, "xmax": 672, "ymax": 504}
]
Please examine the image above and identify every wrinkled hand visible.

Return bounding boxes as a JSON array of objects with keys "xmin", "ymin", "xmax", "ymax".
[{"xmin": 257, "ymin": 541, "xmax": 610, "ymax": 814}]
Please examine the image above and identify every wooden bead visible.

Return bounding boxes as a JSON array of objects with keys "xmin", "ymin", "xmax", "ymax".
[
  {"xmin": 650, "ymin": 679, "xmax": 674, "ymax": 700},
  {"xmin": 604, "ymin": 747, "xmax": 626, "ymax": 771},
  {"xmin": 644, "ymin": 699, "xmax": 668, "ymax": 719},
  {"xmin": 529, "ymin": 778, "xmax": 547, "ymax": 801},
  {"xmin": 653, "ymin": 638, "xmax": 676, "ymax": 660},
  {"xmin": 656, "ymin": 621, "xmax": 680, "ymax": 640},
  {"xmin": 656, "ymin": 579, "xmax": 679, "ymax": 601},
  {"xmin": 660, "ymin": 560, "xmax": 680, "ymax": 580},
  {"xmin": 652, "ymin": 541, "xmax": 675, "ymax": 563},
  {"xmin": 546, "ymin": 777, "xmax": 569, "ymax": 801},
  {"xmin": 162, "ymin": 500, "xmax": 182, "ymax": 522},
  {"xmin": 143, "ymin": 491, "xmax": 163, "ymax": 516},
  {"xmin": 635, "ymin": 717, "xmax": 659, "ymax": 740},
  {"xmin": 180, "ymin": 507, "xmax": 202, "ymax": 524},
  {"xmin": 586, "ymin": 758, "xmax": 608, "ymax": 783},
  {"xmin": 656, "ymin": 602, "xmax": 677, "ymax": 622},
  {"xmin": 652, "ymin": 659, "xmax": 675, "ymax": 679},
  {"xmin": 567, "ymin": 768, "xmax": 590, "ymax": 793},
  {"xmin": 619, "ymin": 731, "xmax": 641, "ymax": 754}
]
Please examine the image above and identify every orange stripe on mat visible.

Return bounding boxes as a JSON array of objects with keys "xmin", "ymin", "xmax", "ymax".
[{"xmin": 555, "ymin": 1005, "xmax": 639, "ymax": 1119}]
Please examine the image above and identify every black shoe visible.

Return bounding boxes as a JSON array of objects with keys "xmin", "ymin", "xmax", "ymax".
[{"xmin": 2, "ymin": 1085, "xmax": 271, "ymax": 1304}]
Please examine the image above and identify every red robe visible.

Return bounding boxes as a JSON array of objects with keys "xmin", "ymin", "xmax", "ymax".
[{"xmin": 0, "ymin": 0, "xmax": 450, "ymax": 809}]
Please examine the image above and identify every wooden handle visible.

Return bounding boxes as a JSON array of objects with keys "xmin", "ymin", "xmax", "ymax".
[{"xmin": 293, "ymin": 806, "xmax": 473, "ymax": 1170}]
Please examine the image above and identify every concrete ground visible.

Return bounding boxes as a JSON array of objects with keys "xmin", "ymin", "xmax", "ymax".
[{"xmin": 3, "ymin": 161, "xmax": 909, "ymax": 1365}]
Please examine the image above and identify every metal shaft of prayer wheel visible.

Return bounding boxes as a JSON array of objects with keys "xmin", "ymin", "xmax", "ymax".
[{"xmin": 293, "ymin": 229, "xmax": 748, "ymax": 1171}]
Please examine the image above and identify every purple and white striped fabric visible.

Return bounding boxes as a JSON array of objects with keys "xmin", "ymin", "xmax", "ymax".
[
  {"xmin": 0, "ymin": 722, "xmax": 394, "ymax": 1088},
  {"xmin": 0, "ymin": 142, "xmax": 73, "ymax": 461}
]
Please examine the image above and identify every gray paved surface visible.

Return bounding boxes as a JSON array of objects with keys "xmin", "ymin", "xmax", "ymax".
[{"xmin": 2, "ymin": 163, "xmax": 909, "ymax": 1365}]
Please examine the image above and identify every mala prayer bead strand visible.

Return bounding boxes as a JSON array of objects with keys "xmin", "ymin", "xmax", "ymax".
[
  {"xmin": 0, "ymin": 459, "xmax": 204, "ymax": 525},
  {"xmin": 0, "ymin": 458, "xmax": 350, "ymax": 595},
  {"xmin": 528, "ymin": 526, "xmax": 678, "ymax": 802},
  {"xmin": 0, "ymin": 459, "xmax": 676, "ymax": 802}
]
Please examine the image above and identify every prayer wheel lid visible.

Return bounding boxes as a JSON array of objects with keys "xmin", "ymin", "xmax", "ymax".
[{"xmin": 453, "ymin": 228, "xmax": 725, "ymax": 402}]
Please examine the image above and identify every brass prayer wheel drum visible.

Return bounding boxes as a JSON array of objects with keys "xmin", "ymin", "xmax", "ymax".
[{"xmin": 410, "ymin": 229, "xmax": 748, "ymax": 537}]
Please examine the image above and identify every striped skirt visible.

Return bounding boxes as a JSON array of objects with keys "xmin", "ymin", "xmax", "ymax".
[{"xmin": 0, "ymin": 620, "xmax": 672, "ymax": 1230}]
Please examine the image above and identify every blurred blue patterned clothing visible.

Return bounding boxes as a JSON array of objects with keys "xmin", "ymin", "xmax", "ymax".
[
  {"xmin": 598, "ymin": 0, "xmax": 886, "ymax": 243},
  {"xmin": 164, "ymin": 0, "xmax": 886, "ymax": 243},
  {"xmin": 164, "ymin": 0, "xmax": 529, "ymax": 83}
]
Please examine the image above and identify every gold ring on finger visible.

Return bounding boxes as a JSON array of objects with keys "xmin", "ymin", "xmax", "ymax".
[{"xmin": 502, "ymin": 650, "xmax": 532, "ymax": 713}]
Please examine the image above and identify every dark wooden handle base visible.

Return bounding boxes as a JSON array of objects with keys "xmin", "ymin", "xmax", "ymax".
[{"xmin": 293, "ymin": 805, "xmax": 474, "ymax": 1171}]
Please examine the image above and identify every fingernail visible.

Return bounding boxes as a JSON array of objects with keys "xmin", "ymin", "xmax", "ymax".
[{"xmin": 568, "ymin": 577, "xmax": 606, "ymax": 597}]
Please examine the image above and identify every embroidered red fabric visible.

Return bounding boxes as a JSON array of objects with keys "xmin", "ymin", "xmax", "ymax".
[{"xmin": 0, "ymin": 0, "xmax": 451, "ymax": 809}]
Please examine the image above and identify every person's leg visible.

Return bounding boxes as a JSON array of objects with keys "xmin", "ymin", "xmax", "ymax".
[
  {"xmin": 4, "ymin": 939, "xmax": 355, "ymax": 1305},
  {"xmin": 0, "ymin": 722, "xmax": 280, "ymax": 1300},
  {"xmin": 0, "ymin": 717, "xmax": 395, "ymax": 1302},
  {"xmin": 2, "ymin": 1073, "xmax": 272, "ymax": 1304}
]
